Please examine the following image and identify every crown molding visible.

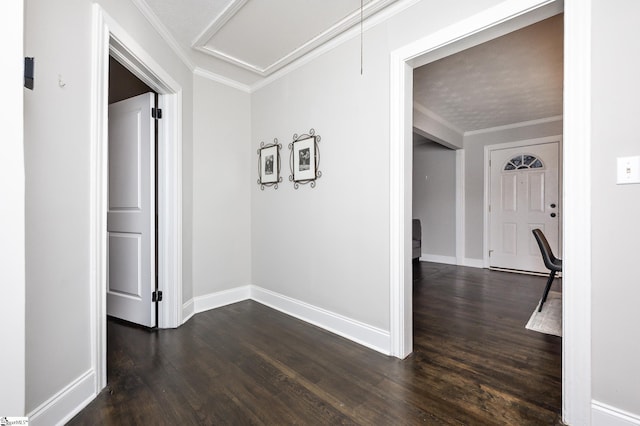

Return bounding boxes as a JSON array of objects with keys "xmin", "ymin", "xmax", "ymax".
[
  {"xmin": 413, "ymin": 101, "xmax": 465, "ymax": 135},
  {"xmin": 464, "ymin": 114, "xmax": 563, "ymax": 136},
  {"xmin": 191, "ymin": 0, "xmax": 250, "ymax": 49},
  {"xmin": 130, "ymin": 0, "xmax": 195, "ymax": 71},
  {"xmin": 194, "ymin": 67, "xmax": 251, "ymax": 93}
]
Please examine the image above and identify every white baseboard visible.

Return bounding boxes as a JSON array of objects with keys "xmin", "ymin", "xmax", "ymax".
[
  {"xmin": 419, "ymin": 253, "xmax": 457, "ymax": 265},
  {"xmin": 251, "ymin": 285, "xmax": 391, "ymax": 355},
  {"xmin": 182, "ymin": 298, "xmax": 195, "ymax": 324},
  {"xmin": 461, "ymin": 257, "xmax": 484, "ymax": 268},
  {"xmin": 593, "ymin": 401, "xmax": 640, "ymax": 426},
  {"xmin": 418, "ymin": 254, "xmax": 484, "ymax": 269},
  {"xmin": 193, "ymin": 285, "xmax": 251, "ymax": 314},
  {"xmin": 27, "ymin": 369, "xmax": 96, "ymax": 426}
]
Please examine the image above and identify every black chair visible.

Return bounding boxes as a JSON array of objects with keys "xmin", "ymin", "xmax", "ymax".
[
  {"xmin": 532, "ymin": 229, "xmax": 562, "ymax": 312},
  {"xmin": 412, "ymin": 219, "xmax": 422, "ymax": 261}
]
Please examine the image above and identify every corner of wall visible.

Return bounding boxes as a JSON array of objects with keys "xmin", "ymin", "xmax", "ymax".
[{"xmin": 27, "ymin": 370, "xmax": 96, "ymax": 426}]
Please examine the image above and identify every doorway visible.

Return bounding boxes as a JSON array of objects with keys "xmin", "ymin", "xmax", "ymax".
[
  {"xmin": 389, "ymin": 1, "xmax": 593, "ymax": 424},
  {"xmin": 409, "ymin": 10, "xmax": 564, "ymax": 420},
  {"xmin": 91, "ymin": 5, "xmax": 184, "ymax": 392}
]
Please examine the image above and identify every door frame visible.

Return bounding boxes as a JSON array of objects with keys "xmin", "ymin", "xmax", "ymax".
[
  {"xmin": 90, "ymin": 4, "xmax": 183, "ymax": 391},
  {"xmin": 389, "ymin": 0, "xmax": 592, "ymax": 424},
  {"xmin": 483, "ymin": 136, "xmax": 563, "ymax": 269}
]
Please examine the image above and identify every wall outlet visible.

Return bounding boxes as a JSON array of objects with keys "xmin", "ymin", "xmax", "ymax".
[{"xmin": 616, "ymin": 156, "xmax": 640, "ymax": 185}]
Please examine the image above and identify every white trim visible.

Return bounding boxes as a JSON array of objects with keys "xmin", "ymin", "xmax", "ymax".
[
  {"xmin": 129, "ymin": 0, "xmax": 195, "ymax": 71},
  {"xmin": 27, "ymin": 370, "xmax": 96, "ymax": 426},
  {"xmin": 593, "ymin": 401, "xmax": 640, "ymax": 426},
  {"xmin": 89, "ymin": 3, "xmax": 109, "ymax": 396},
  {"xmin": 482, "ymin": 135, "xmax": 562, "ymax": 269},
  {"xmin": 91, "ymin": 4, "xmax": 184, "ymax": 395},
  {"xmin": 182, "ymin": 298, "xmax": 195, "ymax": 324},
  {"xmin": 465, "ymin": 115, "xmax": 563, "ymax": 136},
  {"xmin": 419, "ymin": 254, "xmax": 457, "ymax": 265},
  {"xmin": 455, "ymin": 149, "xmax": 466, "ymax": 264},
  {"xmin": 194, "ymin": 67, "xmax": 251, "ymax": 93},
  {"xmin": 156, "ymin": 91, "xmax": 184, "ymax": 330},
  {"xmin": 413, "ymin": 102, "xmax": 465, "ymax": 136},
  {"xmin": 192, "ymin": 286, "xmax": 251, "ymax": 314},
  {"xmin": 461, "ymin": 258, "xmax": 484, "ymax": 269},
  {"xmin": 562, "ymin": 0, "xmax": 592, "ymax": 424},
  {"xmin": 389, "ymin": 50, "xmax": 413, "ymax": 358},
  {"xmin": 1, "ymin": 0, "xmax": 25, "ymax": 414},
  {"xmin": 191, "ymin": 0, "xmax": 249, "ymax": 48},
  {"xmin": 251, "ymin": 286, "xmax": 391, "ymax": 355}
]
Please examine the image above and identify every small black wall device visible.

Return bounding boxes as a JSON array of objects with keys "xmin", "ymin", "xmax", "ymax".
[{"xmin": 24, "ymin": 57, "xmax": 34, "ymax": 90}]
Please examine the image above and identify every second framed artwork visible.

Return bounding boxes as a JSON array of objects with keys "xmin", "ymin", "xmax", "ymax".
[{"xmin": 289, "ymin": 128, "xmax": 322, "ymax": 189}]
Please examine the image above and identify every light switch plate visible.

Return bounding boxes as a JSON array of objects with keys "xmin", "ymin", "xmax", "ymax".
[{"xmin": 617, "ymin": 156, "xmax": 640, "ymax": 184}]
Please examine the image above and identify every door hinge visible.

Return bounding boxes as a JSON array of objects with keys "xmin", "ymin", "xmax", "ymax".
[
  {"xmin": 152, "ymin": 290, "xmax": 163, "ymax": 302},
  {"xmin": 152, "ymin": 108, "xmax": 162, "ymax": 119}
]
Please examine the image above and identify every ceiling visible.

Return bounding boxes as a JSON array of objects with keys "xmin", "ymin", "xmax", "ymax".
[
  {"xmin": 136, "ymin": 0, "xmax": 399, "ymax": 85},
  {"xmin": 413, "ymin": 14, "xmax": 563, "ymax": 134},
  {"xmin": 133, "ymin": 1, "xmax": 562, "ymax": 134}
]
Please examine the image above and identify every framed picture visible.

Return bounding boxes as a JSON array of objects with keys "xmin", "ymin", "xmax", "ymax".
[
  {"xmin": 292, "ymin": 136, "xmax": 316, "ymax": 181},
  {"xmin": 257, "ymin": 140, "xmax": 282, "ymax": 190},
  {"xmin": 289, "ymin": 129, "xmax": 322, "ymax": 189}
]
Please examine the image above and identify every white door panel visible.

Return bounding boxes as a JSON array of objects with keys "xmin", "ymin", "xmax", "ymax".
[
  {"xmin": 489, "ymin": 142, "xmax": 560, "ymax": 273},
  {"xmin": 107, "ymin": 92, "xmax": 155, "ymax": 327},
  {"xmin": 108, "ymin": 233, "xmax": 141, "ymax": 297}
]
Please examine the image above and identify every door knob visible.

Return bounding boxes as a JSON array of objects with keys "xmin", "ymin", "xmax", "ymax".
[
  {"xmin": 550, "ymin": 213, "xmax": 556, "ymax": 218},
  {"xmin": 550, "ymin": 203, "xmax": 556, "ymax": 208}
]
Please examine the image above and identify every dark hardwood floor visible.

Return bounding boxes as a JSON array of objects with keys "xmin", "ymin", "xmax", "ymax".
[{"xmin": 69, "ymin": 262, "xmax": 562, "ymax": 425}]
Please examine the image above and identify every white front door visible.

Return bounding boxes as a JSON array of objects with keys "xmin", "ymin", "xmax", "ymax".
[
  {"xmin": 489, "ymin": 141, "xmax": 560, "ymax": 273},
  {"xmin": 107, "ymin": 92, "xmax": 156, "ymax": 327}
]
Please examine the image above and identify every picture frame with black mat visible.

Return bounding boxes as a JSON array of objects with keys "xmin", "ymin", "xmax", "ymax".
[
  {"xmin": 257, "ymin": 139, "xmax": 282, "ymax": 190},
  {"xmin": 289, "ymin": 128, "xmax": 322, "ymax": 189}
]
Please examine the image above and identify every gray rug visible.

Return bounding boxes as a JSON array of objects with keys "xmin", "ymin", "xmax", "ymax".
[{"xmin": 525, "ymin": 291, "xmax": 562, "ymax": 337}]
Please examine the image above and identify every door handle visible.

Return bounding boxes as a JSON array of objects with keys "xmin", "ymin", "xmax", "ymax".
[{"xmin": 550, "ymin": 213, "xmax": 556, "ymax": 218}]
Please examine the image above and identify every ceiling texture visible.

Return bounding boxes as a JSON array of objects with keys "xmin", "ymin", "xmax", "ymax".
[
  {"xmin": 132, "ymin": 0, "xmax": 563, "ymax": 134},
  {"xmin": 414, "ymin": 13, "xmax": 563, "ymax": 134}
]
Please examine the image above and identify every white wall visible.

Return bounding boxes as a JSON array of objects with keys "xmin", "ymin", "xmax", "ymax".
[
  {"xmin": 591, "ymin": 0, "xmax": 640, "ymax": 418},
  {"xmin": 412, "ymin": 138, "xmax": 456, "ymax": 259},
  {"xmin": 192, "ymin": 75, "xmax": 252, "ymax": 297},
  {"xmin": 0, "ymin": 0, "xmax": 25, "ymax": 416},
  {"xmin": 251, "ymin": 0, "xmax": 506, "ymax": 331},
  {"xmin": 23, "ymin": 0, "xmax": 193, "ymax": 418},
  {"xmin": 462, "ymin": 119, "xmax": 563, "ymax": 260}
]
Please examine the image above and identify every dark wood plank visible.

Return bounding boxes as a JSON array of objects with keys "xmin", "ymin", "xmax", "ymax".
[{"xmin": 68, "ymin": 262, "xmax": 562, "ymax": 425}]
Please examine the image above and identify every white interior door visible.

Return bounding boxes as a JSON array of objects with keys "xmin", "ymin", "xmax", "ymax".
[
  {"xmin": 107, "ymin": 92, "xmax": 156, "ymax": 327},
  {"xmin": 489, "ymin": 141, "xmax": 560, "ymax": 273}
]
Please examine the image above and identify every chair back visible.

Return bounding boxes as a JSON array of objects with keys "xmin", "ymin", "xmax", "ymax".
[
  {"xmin": 532, "ymin": 228, "xmax": 561, "ymax": 272},
  {"xmin": 412, "ymin": 219, "xmax": 421, "ymax": 241}
]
